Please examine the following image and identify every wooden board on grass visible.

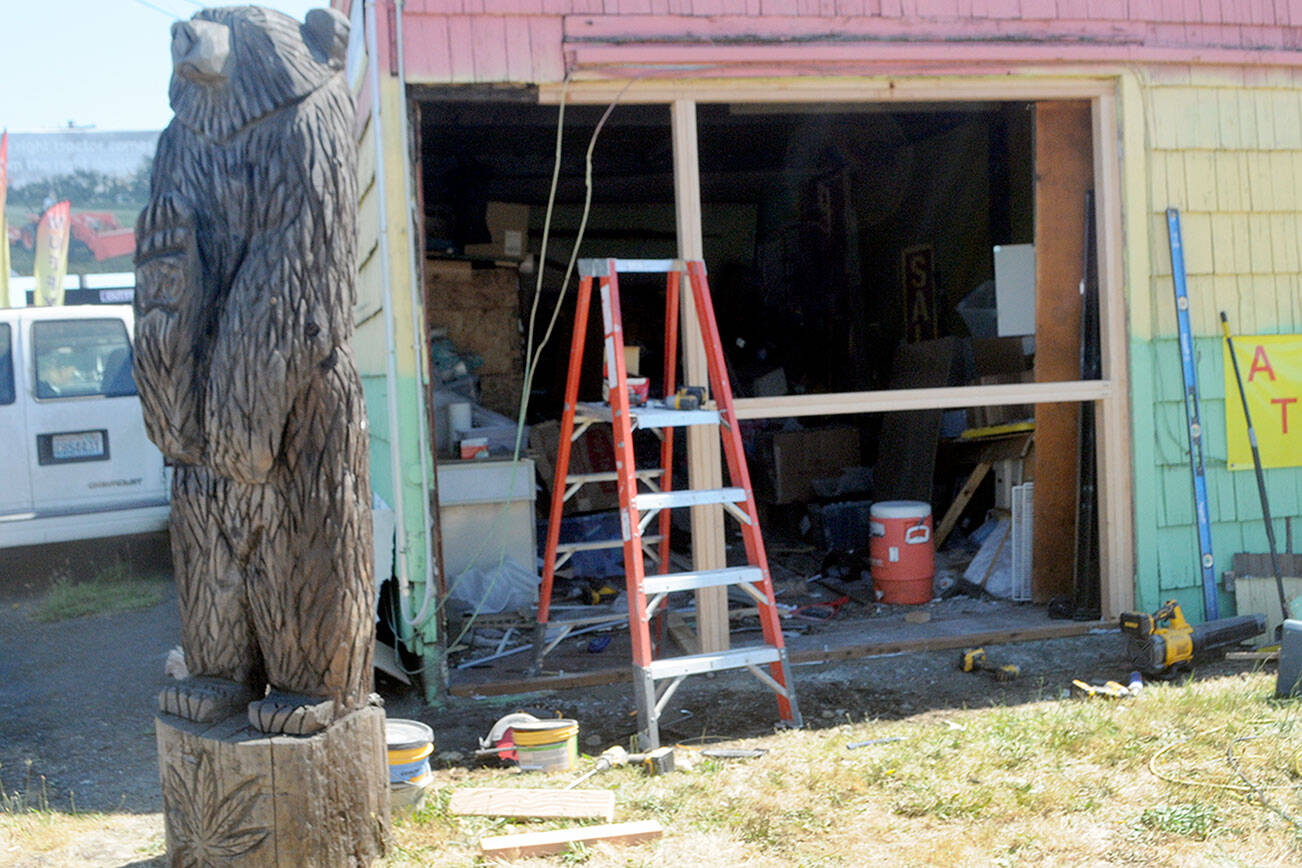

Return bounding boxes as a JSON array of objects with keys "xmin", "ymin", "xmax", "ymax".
[
  {"xmin": 479, "ymin": 820, "xmax": 663, "ymax": 859},
  {"xmin": 449, "ymin": 787, "xmax": 615, "ymax": 820}
]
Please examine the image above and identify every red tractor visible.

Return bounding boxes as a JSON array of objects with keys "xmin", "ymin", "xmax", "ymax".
[{"xmin": 12, "ymin": 210, "xmax": 136, "ymax": 262}]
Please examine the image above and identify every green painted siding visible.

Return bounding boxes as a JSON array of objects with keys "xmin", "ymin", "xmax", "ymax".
[
  {"xmin": 1130, "ymin": 323, "xmax": 1302, "ymax": 618},
  {"xmin": 1129, "ymin": 71, "xmax": 1302, "ymax": 619}
]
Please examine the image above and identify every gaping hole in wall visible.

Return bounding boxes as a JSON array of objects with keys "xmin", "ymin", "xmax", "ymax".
[{"xmin": 414, "ymin": 95, "xmax": 1102, "ymax": 683}]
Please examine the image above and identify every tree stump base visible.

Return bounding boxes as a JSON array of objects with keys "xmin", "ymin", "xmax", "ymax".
[{"xmin": 156, "ymin": 705, "xmax": 389, "ymax": 866}]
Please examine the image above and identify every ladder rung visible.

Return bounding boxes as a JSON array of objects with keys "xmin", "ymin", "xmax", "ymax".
[
  {"xmin": 576, "ymin": 400, "xmax": 721, "ymax": 430},
  {"xmin": 556, "ymin": 534, "xmax": 663, "ymax": 553},
  {"xmin": 642, "ymin": 566, "xmax": 762, "ymax": 595},
  {"xmin": 566, "ymin": 469, "xmax": 663, "ymax": 484},
  {"xmin": 578, "ymin": 258, "xmax": 685, "ymax": 277},
  {"xmin": 635, "ymin": 488, "xmax": 745, "ymax": 511},
  {"xmin": 644, "ymin": 646, "xmax": 781, "ymax": 680}
]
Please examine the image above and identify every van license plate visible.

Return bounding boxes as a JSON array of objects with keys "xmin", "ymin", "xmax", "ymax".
[{"xmin": 51, "ymin": 431, "xmax": 105, "ymax": 460}]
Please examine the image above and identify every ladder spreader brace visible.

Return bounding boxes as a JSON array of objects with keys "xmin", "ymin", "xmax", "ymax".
[{"xmin": 533, "ymin": 257, "xmax": 801, "ymax": 749}]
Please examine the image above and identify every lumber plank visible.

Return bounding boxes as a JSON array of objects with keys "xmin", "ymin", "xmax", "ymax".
[
  {"xmin": 1033, "ymin": 100, "xmax": 1093, "ymax": 603},
  {"xmin": 732, "ymin": 380, "xmax": 1110, "ymax": 419},
  {"xmin": 1226, "ymin": 650, "xmax": 1278, "ymax": 662},
  {"xmin": 449, "ymin": 788, "xmax": 615, "ymax": 820},
  {"xmin": 1092, "ymin": 91, "xmax": 1136, "ymax": 620},
  {"xmin": 450, "ymin": 667, "xmax": 631, "ymax": 697},
  {"xmin": 672, "ymin": 99, "xmax": 729, "ymax": 654},
  {"xmin": 786, "ymin": 621, "xmax": 1101, "ymax": 664},
  {"xmin": 935, "ymin": 461, "xmax": 992, "ymax": 547},
  {"xmin": 479, "ymin": 820, "xmax": 663, "ymax": 859},
  {"xmin": 666, "ymin": 610, "xmax": 700, "ymax": 654},
  {"xmin": 538, "ymin": 78, "xmax": 1113, "ymax": 106}
]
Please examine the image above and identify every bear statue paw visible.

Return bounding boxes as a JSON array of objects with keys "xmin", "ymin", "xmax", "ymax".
[
  {"xmin": 247, "ymin": 690, "xmax": 338, "ymax": 735},
  {"xmin": 159, "ymin": 677, "xmax": 257, "ymax": 723}
]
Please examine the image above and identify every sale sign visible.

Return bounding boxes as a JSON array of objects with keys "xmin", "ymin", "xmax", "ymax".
[{"xmin": 1225, "ymin": 334, "xmax": 1302, "ymax": 470}]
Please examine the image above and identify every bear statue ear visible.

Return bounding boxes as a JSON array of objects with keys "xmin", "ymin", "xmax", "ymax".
[{"xmin": 303, "ymin": 7, "xmax": 349, "ymax": 69}]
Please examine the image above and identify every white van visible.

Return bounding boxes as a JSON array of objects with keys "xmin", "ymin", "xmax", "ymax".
[{"xmin": 0, "ymin": 305, "xmax": 170, "ymax": 547}]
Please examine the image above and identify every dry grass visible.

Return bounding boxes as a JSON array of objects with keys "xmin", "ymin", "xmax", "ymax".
[
  {"xmin": 0, "ymin": 761, "xmax": 165, "ymax": 866},
  {"xmin": 387, "ymin": 671, "xmax": 1302, "ymax": 867}
]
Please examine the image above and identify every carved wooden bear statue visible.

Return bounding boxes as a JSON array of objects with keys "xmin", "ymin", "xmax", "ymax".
[{"xmin": 134, "ymin": 5, "xmax": 374, "ymax": 735}]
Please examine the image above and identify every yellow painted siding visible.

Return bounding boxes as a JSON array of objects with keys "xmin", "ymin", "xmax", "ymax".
[
  {"xmin": 1119, "ymin": 71, "xmax": 1152, "ymax": 342},
  {"xmin": 1143, "ymin": 75, "xmax": 1302, "ymax": 342},
  {"xmin": 374, "ymin": 76, "xmax": 420, "ymax": 381},
  {"xmin": 356, "ymin": 192, "xmax": 383, "ymax": 324}
]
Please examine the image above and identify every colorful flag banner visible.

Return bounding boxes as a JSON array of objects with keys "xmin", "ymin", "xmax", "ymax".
[
  {"xmin": 1225, "ymin": 334, "xmax": 1302, "ymax": 470},
  {"xmin": 1, "ymin": 131, "xmax": 10, "ymax": 307},
  {"xmin": 34, "ymin": 200, "xmax": 71, "ymax": 307}
]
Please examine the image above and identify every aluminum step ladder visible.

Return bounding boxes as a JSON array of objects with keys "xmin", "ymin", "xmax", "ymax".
[{"xmin": 534, "ymin": 257, "xmax": 801, "ymax": 749}]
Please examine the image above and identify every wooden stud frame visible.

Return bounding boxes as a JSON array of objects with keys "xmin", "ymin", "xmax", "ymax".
[{"xmin": 541, "ymin": 74, "xmax": 1135, "ymax": 626}]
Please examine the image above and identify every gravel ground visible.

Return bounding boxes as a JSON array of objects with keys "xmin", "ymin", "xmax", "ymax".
[{"xmin": 0, "ymin": 537, "xmax": 1266, "ymax": 867}]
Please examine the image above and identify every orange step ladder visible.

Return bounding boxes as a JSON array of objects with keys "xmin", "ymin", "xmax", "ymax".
[{"xmin": 534, "ymin": 257, "xmax": 801, "ymax": 749}]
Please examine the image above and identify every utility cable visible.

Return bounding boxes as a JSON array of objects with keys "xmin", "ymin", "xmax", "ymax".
[
  {"xmin": 130, "ymin": 0, "xmax": 183, "ymax": 19},
  {"xmin": 1149, "ymin": 718, "xmax": 1302, "ymax": 794},
  {"xmin": 1226, "ymin": 732, "xmax": 1302, "ymax": 831}
]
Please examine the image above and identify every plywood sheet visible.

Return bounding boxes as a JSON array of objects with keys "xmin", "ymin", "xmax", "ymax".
[{"xmin": 1234, "ymin": 576, "xmax": 1302, "ymax": 647}]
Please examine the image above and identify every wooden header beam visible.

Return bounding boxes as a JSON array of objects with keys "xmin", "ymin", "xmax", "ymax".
[
  {"xmin": 732, "ymin": 379, "xmax": 1110, "ymax": 420},
  {"xmin": 540, "ymin": 76, "xmax": 1114, "ymax": 106}
]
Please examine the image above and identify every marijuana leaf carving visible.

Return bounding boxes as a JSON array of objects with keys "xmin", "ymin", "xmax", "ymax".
[{"xmin": 163, "ymin": 751, "xmax": 270, "ymax": 867}]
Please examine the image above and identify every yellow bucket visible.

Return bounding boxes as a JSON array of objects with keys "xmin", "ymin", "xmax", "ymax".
[{"xmin": 511, "ymin": 719, "xmax": 578, "ymax": 772}]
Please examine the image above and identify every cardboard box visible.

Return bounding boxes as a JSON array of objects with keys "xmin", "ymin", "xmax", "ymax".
[
  {"xmin": 530, "ymin": 420, "xmax": 620, "ymax": 514},
  {"xmin": 755, "ymin": 427, "xmax": 861, "ymax": 504},
  {"xmin": 463, "ymin": 202, "xmax": 529, "ymax": 260},
  {"xmin": 459, "ymin": 437, "xmax": 489, "ymax": 460}
]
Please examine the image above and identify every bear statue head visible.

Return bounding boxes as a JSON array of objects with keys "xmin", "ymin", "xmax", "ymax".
[{"xmin": 169, "ymin": 6, "xmax": 349, "ymax": 141}]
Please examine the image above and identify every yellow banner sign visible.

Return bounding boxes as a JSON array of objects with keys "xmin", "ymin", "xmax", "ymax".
[
  {"xmin": 1225, "ymin": 334, "xmax": 1302, "ymax": 470},
  {"xmin": 34, "ymin": 200, "xmax": 71, "ymax": 307}
]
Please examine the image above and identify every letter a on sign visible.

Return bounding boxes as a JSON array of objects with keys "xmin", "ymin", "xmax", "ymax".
[
  {"xmin": 901, "ymin": 244, "xmax": 936, "ymax": 343},
  {"xmin": 1225, "ymin": 334, "xmax": 1302, "ymax": 470}
]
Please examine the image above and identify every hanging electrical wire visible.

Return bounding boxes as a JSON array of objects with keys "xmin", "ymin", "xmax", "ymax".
[{"xmin": 392, "ymin": 75, "xmax": 645, "ymax": 672}]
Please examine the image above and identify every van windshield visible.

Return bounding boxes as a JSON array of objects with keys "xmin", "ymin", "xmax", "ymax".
[
  {"xmin": 32, "ymin": 319, "xmax": 137, "ymax": 400},
  {"xmin": 0, "ymin": 324, "xmax": 13, "ymax": 405}
]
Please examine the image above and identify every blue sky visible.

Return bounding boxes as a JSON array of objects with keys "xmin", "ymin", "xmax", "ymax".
[{"xmin": 2, "ymin": 1, "xmax": 325, "ymax": 132}]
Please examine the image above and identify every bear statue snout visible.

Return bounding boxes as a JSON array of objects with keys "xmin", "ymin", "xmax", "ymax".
[{"xmin": 172, "ymin": 19, "xmax": 232, "ymax": 85}]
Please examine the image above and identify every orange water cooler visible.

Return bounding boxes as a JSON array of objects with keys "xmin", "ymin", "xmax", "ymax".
[{"xmin": 869, "ymin": 500, "xmax": 934, "ymax": 605}]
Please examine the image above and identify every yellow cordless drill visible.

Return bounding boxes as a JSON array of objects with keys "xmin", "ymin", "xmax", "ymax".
[
  {"xmin": 1119, "ymin": 600, "xmax": 1265, "ymax": 678},
  {"xmin": 959, "ymin": 647, "xmax": 1020, "ymax": 682}
]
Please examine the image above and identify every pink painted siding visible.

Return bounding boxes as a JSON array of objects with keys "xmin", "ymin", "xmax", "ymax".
[{"xmin": 396, "ymin": 0, "xmax": 1302, "ymax": 84}]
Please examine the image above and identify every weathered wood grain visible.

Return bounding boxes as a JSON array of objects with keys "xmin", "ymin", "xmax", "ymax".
[
  {"xmin": 140, "ymin": 7, "xmax": 386, "ymax": 864},
  {"xmin": 156, "ymin": 707, "xmax": 389, "ymax": 867},
  {"xmin": 135, "ymin": 6, "xmax": 375, "ymax": 736}
]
